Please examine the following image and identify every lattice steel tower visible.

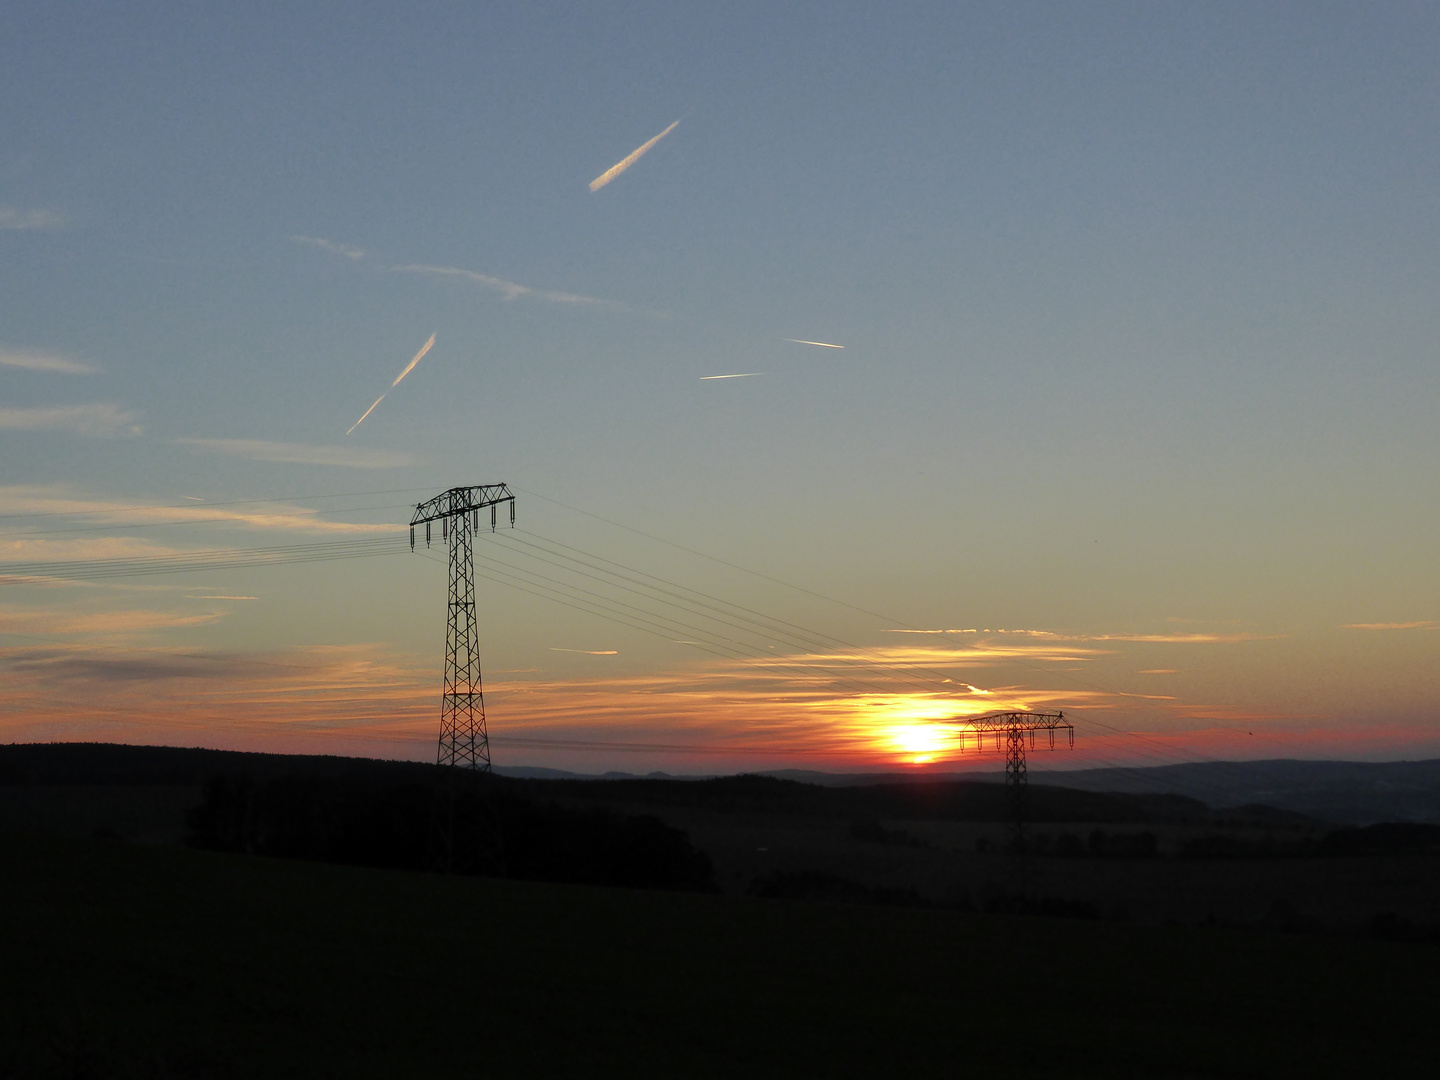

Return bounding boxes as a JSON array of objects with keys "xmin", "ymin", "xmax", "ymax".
[
  {"xmin": 949, "ymin": 710, "xmax": 1074, "ymax": 860},
  {"xmin": 410, "ymin": 484, "xmax": 515, "ymax": 771}
]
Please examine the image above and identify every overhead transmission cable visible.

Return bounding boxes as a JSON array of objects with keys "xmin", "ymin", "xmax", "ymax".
[
  {"xmin": 0, "ymin": 535, "xmax": 407, "ymax": 583},
  {"xmin": 0, "ymin": 479, "xmax": 1301, "ymax": 791},
  {"xmin": 477, "ymin": 534, "xmax": 979, "ymax": 700},
  {"xmin": 479, "ymin": 532, "xmax": 995, "ymax": 705},
  {"xmin": 465, "ymin": 536, "xmax": 1230, "ymax": 785},
  {"xmin": 0, "ymin": 485, "xmax": 435, "ymax": 523},
  {"xmin": 423, "ymin": 546, "xmax": 915, "ymax": 701},
  {"xmin": 499, "ymin": 490, "xmax": 1285, "ymax": 792}
]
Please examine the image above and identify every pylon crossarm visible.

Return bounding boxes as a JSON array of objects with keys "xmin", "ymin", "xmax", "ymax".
[
  {"xmin": 410, "ymin": 485, "xmax": 515, "ymax": 527},
  {"xmin": 943, "ymin": 710, "xmax": 1069, "ymax": 734},
  {"xmin": 941, "ymin": 711, "xmax": 1074, "ymax": 754}
]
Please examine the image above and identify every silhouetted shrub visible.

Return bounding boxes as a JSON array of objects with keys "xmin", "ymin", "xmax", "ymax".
[
  {"xmin": 982, "ymin": 892, "xmax": 1100, "ymax": 919},
  {"xmin": 1053, "ymin": 832, "xmax": 1086, "ymax": 857},
  {"xmin": 749, "ymin": 870, "xmax": 926, "ymax": 908},
  {"xmin": 848, "ymin": 818, "xmax": 920, "ymax": 846},
  {"xmin": 1318, "ymin": 823, "xmax": 1440, "ymax": 856},
  {"xmin": 185, "ymin": 772, "xmax": 715, "ymax": 892},
  {"xmin": 186, "ymin": 773, "xmax": 264, "ymax": 854},
  {"xmin": 1369, "ymin": 912, "xmax": 1440, "ymax": 945},
  {"xmin": 1179, "ymin": 834, "xmax": 1258, "ymax": 860},
  {"xmin": 1087, "ymin": 830, "xmax": 1158, "ymax": 859},
  {"xmin": 1178, "ymin": 832, "xmax": 1322, "ymax": 860},
  {"xmin": 498, "ymin": 800, "xmax": 714, "ymax": 891}
]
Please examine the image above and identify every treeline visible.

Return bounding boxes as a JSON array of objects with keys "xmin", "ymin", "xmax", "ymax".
[
  {"xmin": 1177, "ymin": 821, "xmax": 1440, "ymax": 860},
  {"xmin": 0, "ymin": 744, "xmax": 1274, "ymax": 827},
  {"xmin": 527, "ymin": 773, "xmax": 1218, "ymax": 825},
  {"xmin": 979, "ymin": 823, "xmax": 1440, "ymax": 861},
  {"xmin": 185, "ymin": 773, "xmax": 715, "ymax": 892}
]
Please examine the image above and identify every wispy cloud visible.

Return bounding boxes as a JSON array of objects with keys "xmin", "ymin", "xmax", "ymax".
[
  {"xmin": 0, "ymin": 606, "xmax": 223, "ymax": 637},
  {"xmin": 1345, "ymin": 621, "xmax": 1439, "ymax": 631},
  {"xmin": 1079, "ymin": 632, "xmax": 1279, "ymax": 644},
  {"xmin": 347, "ymin": 333, "xmax": 436, "ymax": 434},
  {"xmin": 0, "ymin": 348, "xmax": 99, "ymax": 375},
  {"xmin": 290, "ymin": 235, "xmax": 365, "ymax": 261},
  {"xmin": 176, "ymin": 438, "xmax": 419, "ymax": 469},
  {"xmin": 589, "ymin": 120, "xmax": 681, "ymax": 191},
  {"xmin": 884, "ymin": 628, "xmax": 1052, "ymax": 635},
  {"xmin": 0, "ymin": 206, "xmax": 63, "ymax": 230},
  {"xmin": 882, "ymin": 627, "xmax": 1275, "ymax": 644},
  {"xmin": 0, "ymin": 536, "xmax": 183, "ymax": 565},
  {"xmin": 393, "ymin": 263, "xmax": 626, "ymax": 311},
  {"xmin": 0, "ymin": 485, "xmax": 395, "ymax": 535},
  {"xmin": 0, "ymin": 403, "xmax": 139, "ymax": 436}
]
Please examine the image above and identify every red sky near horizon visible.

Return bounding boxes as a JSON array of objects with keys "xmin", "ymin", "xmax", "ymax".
[{"xmin": 3, "ymin": 8, "xmax": 1439, "ymax": 772}]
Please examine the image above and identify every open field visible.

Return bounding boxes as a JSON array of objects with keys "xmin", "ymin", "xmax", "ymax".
[
  {"xmin": 4, "ymin": 744, "xmax": 1440, "ymax": 933},
  {"xmin": 2, "ymin": 827, "xmax": 1438, "ymax": 1079}
]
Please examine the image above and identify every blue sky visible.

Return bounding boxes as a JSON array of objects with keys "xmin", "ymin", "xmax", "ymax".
[{"xmin": 3, "ymin": 3, "xmax": 1438, "ymax": 771}]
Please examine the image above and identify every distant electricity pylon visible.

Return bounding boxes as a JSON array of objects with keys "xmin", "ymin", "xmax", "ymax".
[
  {"xmin": 951, "ymin": 711, "xmax": 1074, "ymax": 879},
  {"xmin": 410, "ymin": 484, "xmax": 515, "ymax": 771}
]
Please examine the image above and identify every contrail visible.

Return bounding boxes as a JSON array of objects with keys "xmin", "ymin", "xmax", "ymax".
[
  {"xmin": 700, "ymin": 373, "xmax": 760, "ymax": 380},
  {"xmin": 390, "ymin": 332, "xmax": 435, "ymax": 388},
  {"xmin": 783, "ymin": 338, "xmax": 844, "ymax": 349},
  {"xmin": 347, "ymin": 393, "xmax": 387, "ymax": 435},
  {"xmin": 347, "ymin": 333, "xmax": 436, "ymax": 434},
  {"xmin": 548, "ymin": 647, "xmax": 619, "ymax": 655},
  {"xmin": 590, "ymin": 120, "xmax": 680, "ymax": 191}
]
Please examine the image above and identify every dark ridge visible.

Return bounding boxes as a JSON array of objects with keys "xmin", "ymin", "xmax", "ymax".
[
  {"xmin": 0, "ymin": 741, "xmax": 438, "ymax": 787},
  {"xmin": 0, "ymin": 743, "xmax": 1267, "ymax": 825},
  {"xmin": 516, "ymin": 773, "xmax": 1216, "ymax": 824}
]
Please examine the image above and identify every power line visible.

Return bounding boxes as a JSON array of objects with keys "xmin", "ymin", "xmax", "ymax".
[
  {"xmin": 0, "ymin": 486, "xmax": 435, "ymax": 523},
  {"xmin": 0, "ymin": 536, "xmax": 407, "ymax": 583},
  {"xmin": 513, "ymin": 486, "xmax": 904, "ymax": 626}
]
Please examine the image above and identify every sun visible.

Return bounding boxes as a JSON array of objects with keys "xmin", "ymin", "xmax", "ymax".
[{"xmin": 886, "ymin": 722, "xmax": 951, "ymax": 765}]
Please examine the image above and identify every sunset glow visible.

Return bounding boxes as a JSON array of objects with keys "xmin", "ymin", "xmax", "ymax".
[
  {"xmin": 2, "ymin": 7, "xmax": 1437, "ymax": 775},
  {"xmin": 883, "ymin": 722, "xmax": 952, "ymax": 764}
]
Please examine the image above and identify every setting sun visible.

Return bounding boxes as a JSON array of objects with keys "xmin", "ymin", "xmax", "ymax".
[{"xmin": 885, "ymin": 722, "xmax": 952, "ymax": 764}]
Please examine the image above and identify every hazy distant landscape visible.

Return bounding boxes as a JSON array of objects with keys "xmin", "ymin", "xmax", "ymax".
[
  {"xmin": 5, "ymin": 742, "xmax": 1439, "ymax": 932},
  {"xmin": 6, "ymin": 4, "xmax": 1440, "ymax": 1075},
  {"xmin": 4, "ymin": 741, "xmax": 1440, "ymax": 1076},
  {"xmin": 510, "ymin": 759, "xmax": 1440, "ymax": 827}
]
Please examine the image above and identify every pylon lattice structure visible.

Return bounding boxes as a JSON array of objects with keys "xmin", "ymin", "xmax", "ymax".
[
  {"xmin": 950, "ymin": 711, "xmax": 1074, "ymax": 867},
  {"xmin": 410, "ymin": 484, "xmax": 515, "ymax": 771}
]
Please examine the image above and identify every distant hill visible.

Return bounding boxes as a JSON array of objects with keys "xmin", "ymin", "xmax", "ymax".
[
  {"xmin": 7, "ymin": 743, "xmax": 1438, "ymax": 826},
  {"xmin": 504, "ymin": 760, "xmax": 1440, "ymax": 827},
  {"xmin": 0, "ymin": 742, "xmax": 1234, "ymax": 831},
  {"xmin": 1024, "ymin": 760, "xmax": 1440, "ymax": 826},
  {"xmin": 0, "ymin": 742, "xmax": 1208, "ymax": 826}
]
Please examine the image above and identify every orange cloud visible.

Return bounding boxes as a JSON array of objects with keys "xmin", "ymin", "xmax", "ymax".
[
  {"xmin": 1344, "ymin": 621, "xmax": 1439, "ymax": 631},
  {"xmin": 0, "ymin": 485, "xmax": 395, "ymax": 535}
]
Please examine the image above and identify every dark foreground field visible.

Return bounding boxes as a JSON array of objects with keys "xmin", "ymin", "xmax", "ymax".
[{"xmin": 2, "ymin": 828, "xmax": 1435, "ymax": 1079}]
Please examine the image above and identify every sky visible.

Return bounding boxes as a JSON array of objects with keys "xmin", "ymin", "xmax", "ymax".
[{"xmin": 2, "ymin": 2, "xmax": 1438, "ymax": 775}]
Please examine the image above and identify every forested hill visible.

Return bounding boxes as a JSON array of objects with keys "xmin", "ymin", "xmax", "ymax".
[{"xmin": 1, "ymin": 742, "xmax": 1276, "ymax": 827}]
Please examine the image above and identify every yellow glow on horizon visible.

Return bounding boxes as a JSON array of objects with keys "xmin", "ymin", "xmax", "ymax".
[
  {"xmin": 885, "ymin": 722, "xmax": 951, "ymax": 764},
  {"xmin": 821, "ymin": 692, "xmax": 1025, "ymax": 765}
]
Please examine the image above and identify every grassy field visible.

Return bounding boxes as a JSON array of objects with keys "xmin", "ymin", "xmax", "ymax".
[{"xmin": 1, "ymin": 829, "xmax": 1435, "ymax": 1078}]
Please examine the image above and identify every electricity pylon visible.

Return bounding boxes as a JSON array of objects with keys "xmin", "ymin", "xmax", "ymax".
[
  {"xmin": 411, "ymin": 485, "xmax": 514, "ymax": 876},
  {"xmin": 410, "ymin": 484, "xmax": 515, "ymax": 771},
  {"xmin": 950, "ymin": 711, "xmax": 1073, "ymax": 888}
]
